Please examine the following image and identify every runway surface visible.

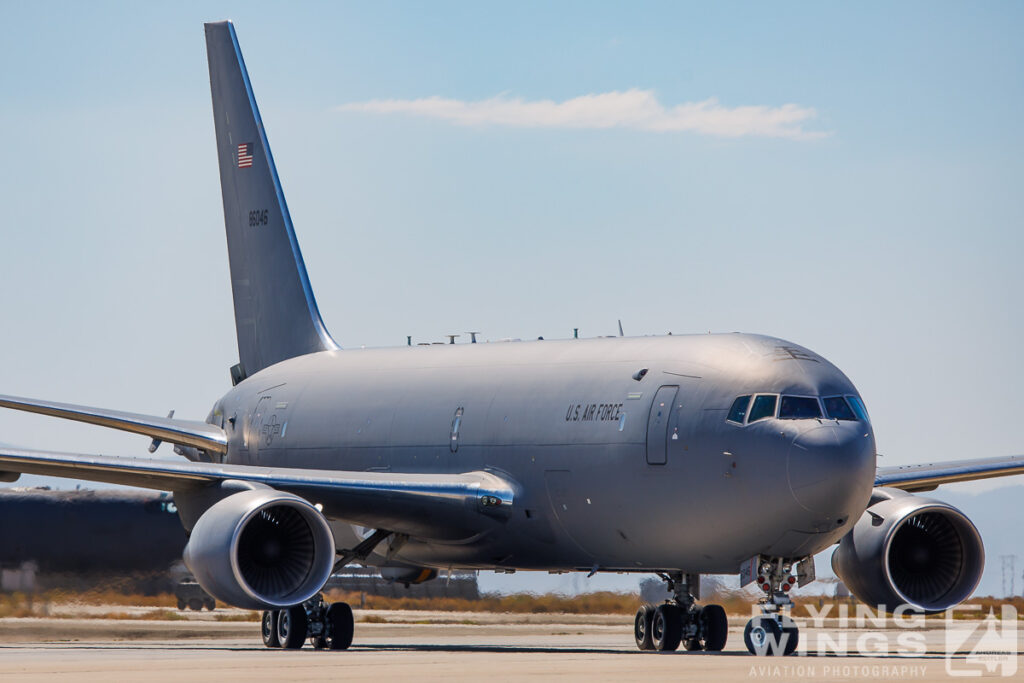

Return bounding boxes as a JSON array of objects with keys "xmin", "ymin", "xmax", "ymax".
[{"xmin": 1, "ymin": 612, "xmax": 1020, "ymax": 682}]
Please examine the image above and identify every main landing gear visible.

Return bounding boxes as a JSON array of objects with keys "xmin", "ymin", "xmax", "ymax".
[
  {"xmin": 634, "ymin": 572, "xmax": 728, "ymax": 653},
  {"xmin": 260, "ymin": 528, "xmax": 393, "ymax": 651},
  {"xmin": 261, "ymin": 594, "xmax": 354, "ymax": 651},
  {"xmin": 741, "ymin": 556, "xmax": 809, "ymax": 656}
]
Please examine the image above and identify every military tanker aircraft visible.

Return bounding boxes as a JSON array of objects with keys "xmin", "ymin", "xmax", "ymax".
[{"xmin": 1, "ymin": 21, "xmax": 1022, "ymax": 656}]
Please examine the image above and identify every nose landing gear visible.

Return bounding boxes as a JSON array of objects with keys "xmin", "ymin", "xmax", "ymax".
[
  {"xmin": 633, "ymin": 572, "xmax": 729, "ymax": 653},
  {"xmin": 741, "ymin": 555, "xmax": 811, "ymax": 656}
]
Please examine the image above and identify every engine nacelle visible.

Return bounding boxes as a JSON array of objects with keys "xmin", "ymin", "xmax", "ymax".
[
  {"xmin": 183, "ymin": 488, "xmax": 335, "ymax": 610},
  {"xmin": 831, "ymin": 488, "xmax": 984, "ymax": 613}
]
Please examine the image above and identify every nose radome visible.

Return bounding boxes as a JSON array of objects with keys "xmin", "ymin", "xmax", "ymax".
[{"xmin": 787, "ymin": 424, "xmax": 874, "ymax": 518}]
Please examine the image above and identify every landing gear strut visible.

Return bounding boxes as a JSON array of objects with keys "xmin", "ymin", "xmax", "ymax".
[
  {"xmin": 741, "ymin": 556, "xmax": 809, "ymax": 656},
  {"xmin": 260, "ymin": 594, "xmax": 354, "ymax": 651},
  {"xmin": 634, "ymin": 572, "xmax": 728, "ymax": 653}
]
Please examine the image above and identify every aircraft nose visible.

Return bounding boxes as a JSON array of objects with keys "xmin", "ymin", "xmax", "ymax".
[{"xmin": 787, "ymin": 424, "xmax": 875, "ymax": 520}]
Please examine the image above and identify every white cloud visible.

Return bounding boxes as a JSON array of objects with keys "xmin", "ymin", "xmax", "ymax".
[{"xmin": 337, "ymin": 89, "xmax": 827, "ymax": 140}]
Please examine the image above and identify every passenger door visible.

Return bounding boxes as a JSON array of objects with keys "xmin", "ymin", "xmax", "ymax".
[{"xmin": 645, "ymin": 385, "xmax": 679, "ymax": 465}]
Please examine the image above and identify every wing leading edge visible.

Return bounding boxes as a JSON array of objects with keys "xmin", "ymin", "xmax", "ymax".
[
  {"xmin": 876, "ymin": 454, "xmax": 1024, "ymax": 492},
  {"xmin": 0, "ymin": 447, "xmax": 515, "ymax": 540},
  {"xmin": 0, "ymin": 394, "xmax": 227, "ymax": 455}
]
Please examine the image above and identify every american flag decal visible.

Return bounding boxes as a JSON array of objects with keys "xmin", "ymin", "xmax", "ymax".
[{"xmin": 236, "ymin": 143, "xmax": 253, "ymax": 168}]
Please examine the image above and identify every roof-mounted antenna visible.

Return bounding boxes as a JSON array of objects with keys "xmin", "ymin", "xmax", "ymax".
[
  {"xmin": 573, "ymin": 328, "xmax": 579, "ymax": 339},
  {"xmin": 618, "ymin": 320, "xmax": 624, "ymax": 337},
  {"xmin": 466, "ymin": 332, "xmax": 480, "ymax": 344},
  {"xmin": 406, "ymin": 336, "xmax": 412, "ymax": 347},
  {"xmin": 446, "ymin": 334, "xmax": 460, "ymax": 345}
]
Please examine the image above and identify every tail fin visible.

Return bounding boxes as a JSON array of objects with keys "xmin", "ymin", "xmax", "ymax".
[{"xmin": 204, "ymin": 21, "xmax": 338, "ymax": 380}]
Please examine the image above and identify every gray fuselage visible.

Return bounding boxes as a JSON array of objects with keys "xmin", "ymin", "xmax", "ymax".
[{"xmin": 207, "ymin": 332, "xmax": 876, "ymax": 575}]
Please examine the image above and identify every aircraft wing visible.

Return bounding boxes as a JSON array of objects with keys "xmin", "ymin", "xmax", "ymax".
[
  {"xmin": 875, "ymin": 454, "xmax": 1024, "ymax": 492},
  {"xmin": 0, "ymin": 447, "xmax": 514, "ymax": 539},
  {"xmin": 0, "ymin": 394, "xmax": 227, "ymax": 454}
]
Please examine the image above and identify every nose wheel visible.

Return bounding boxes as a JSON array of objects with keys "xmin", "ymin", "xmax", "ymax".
[
  {"xmin": 741, "ymin": 555, "xmax": 809, "ymax": 656},
  {"xmin": 743, "ymin": 615, "xmax": 798, "ymax": 656}
]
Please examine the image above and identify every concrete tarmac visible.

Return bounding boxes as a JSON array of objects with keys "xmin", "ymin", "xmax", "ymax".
[{"xmin": 1, "ymin": 613, "xmax": 1020, "ymax": 682}]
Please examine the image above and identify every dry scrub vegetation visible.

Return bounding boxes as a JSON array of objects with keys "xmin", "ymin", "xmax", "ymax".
[{"xmin": 0, "ymin": 589, "xmax": 1019, "ymax": 620}]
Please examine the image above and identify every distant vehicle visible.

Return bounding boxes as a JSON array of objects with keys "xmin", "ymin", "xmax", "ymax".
[
  {"xmin": 176, "ymin": 578, "xmax": 216, "ymax": 612},
  {"xmin": 0, "ymin": 20, "xmax": 1021, "ymax": 656}
]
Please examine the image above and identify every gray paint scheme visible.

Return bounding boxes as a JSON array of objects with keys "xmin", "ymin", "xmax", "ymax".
[
  {"xmin": 205, "ymin": 21, "xmax": 337, "ymax": 376},
  {"xmin": 0, "ymin": 394, "xmax": 227, "ymax": 454},
  {"xmin": 0, "ymin": 20, "xmax": 1021, "ymax": 594},
  {"xmin": 875, "ymin": 455, "xmax": 1024, "ymax": 492}
]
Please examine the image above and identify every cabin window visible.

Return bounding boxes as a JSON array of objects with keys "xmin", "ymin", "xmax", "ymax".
[
  {"xmin": 778, "ymin": 396, "xmax": 823, "ymax": 419},
  {"xmin": 450, "ymin": 407, "xmax": 464, "ymax": 452},
  {"xmin": 823, "ymin": 396, "xmax": 857, "ymax": 421},
  {"xmin": 727, "ymin": 395, "xmax": 751, "ymax": 424},
  {"xmin": 747, "ymin": 395, "xmax": 777, "ymax": 422}
]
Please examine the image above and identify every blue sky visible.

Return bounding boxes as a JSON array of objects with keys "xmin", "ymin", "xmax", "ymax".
[{"xmin": 0, "ymin": 1, "xmax": 1021, "ymax": 594}]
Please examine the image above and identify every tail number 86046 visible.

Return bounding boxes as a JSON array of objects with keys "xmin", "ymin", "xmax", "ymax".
[{"xmin": 248, "ymin": 209, "xmax": 268, "ymax": 227}]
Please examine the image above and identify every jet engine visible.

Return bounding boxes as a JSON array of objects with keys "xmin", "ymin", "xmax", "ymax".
[
  {"xmin": 183, "ymin": 488, "xmax": 335, "ymax": 610},
  {"xmin": 831, "ymin": 488, "xmax": 983, "ymax": 613}
]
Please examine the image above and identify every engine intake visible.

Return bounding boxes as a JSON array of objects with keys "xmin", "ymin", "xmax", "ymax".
[
  {"xmin": 183, "ymin": 488, "xmax": 335, "ymax": 609},
  {"xmin": 831, "ymin": 488, "xmax": 983, "ymax": 613}
]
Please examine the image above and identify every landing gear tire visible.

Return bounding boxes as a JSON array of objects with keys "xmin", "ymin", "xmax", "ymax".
[
  {"xmin": 682, "ymin": 638, "xmax": 702, "ymax": 651},
  {"xmin": 204, "ymin": 599, "xmax": 216, "ymax": 611},
  {"xmin": 261, "ymin": 610, "xmax": 281, "ymax": 648},
  {"xmin": 177, "ymin": 598, "xmax": 186, "ymax": 610},
  {"xmin": 744, "ymin": 615, "xmax": 785, "ymax": 656},
  {"xmin": 779, "ymin": 616, "xmax": 798, "ymax": 656},
  {"xmin": 188, "ymin": 598, "xmax": 203, "ymax": 611},
  {"xmin": 651, "ymin": 603, "xmax": 682, "ymax": 652},
  {"xmin": 700, "ymin": 604, "xmax": 728, "ymax": 652},
  {"xmin": 277, "ymin": 605, "xmax": 308, "ymax": 649},
  {"xmin": 634, "ymin": 604, "xmax": 656, "ymax": 651},
  {"xmin": 325, "ymin": 602, "xmax": 354, "ymax": 650}
]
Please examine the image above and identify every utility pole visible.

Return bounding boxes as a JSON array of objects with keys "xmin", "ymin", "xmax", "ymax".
[{"xmin": 1001, "ymin": 555, "xmax": 1017, "ymax": 597}]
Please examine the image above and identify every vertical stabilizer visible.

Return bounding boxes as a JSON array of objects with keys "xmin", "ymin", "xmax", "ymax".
[{"xmin": 204, "ymin": 21, "xmax": 338, "ymax": 379}]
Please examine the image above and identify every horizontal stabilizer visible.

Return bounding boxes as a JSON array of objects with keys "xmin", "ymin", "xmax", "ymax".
[{"xmin": 0, "ymin": 394, "xmax": 227, "ymax": 455}]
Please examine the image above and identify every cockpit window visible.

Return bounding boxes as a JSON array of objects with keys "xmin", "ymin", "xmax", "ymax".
[
  {"xmin": 727, "ymin": 395, "xmax": 751, "ymax": 424},
  {"xmin": 747, "ymin": 394, "xmax": 777, "ymax": 422},
  {"xmin": 823, "ymin": 396, "xmax": 857, "ymax": 421},
  {"xmin": 847, "ymin": 395, "xmax": 870, "ymax": 423},
  {"xmin": 779, "ymin": 395, "xmax": 822, "ymax": 419}
]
